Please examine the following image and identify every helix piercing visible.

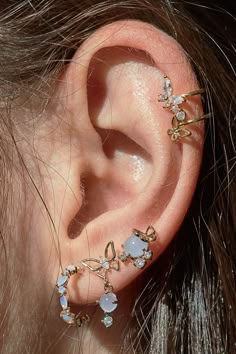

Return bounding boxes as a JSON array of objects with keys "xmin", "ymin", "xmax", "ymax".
[
  {"xmin": 119, "ymin": 226, "xmax": 157, "ymax": 269},
  {"xmin": 158, "ymin": 75, "xmax": 211, "ymax": 141}
]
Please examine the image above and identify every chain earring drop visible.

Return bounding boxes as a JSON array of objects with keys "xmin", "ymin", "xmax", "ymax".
[
  {"xmin": 158, "ymin": 75, "xmax": 211, "ymax": 141},
  {"xmin": 81, "ymin": 241, "xmax": 120, "ymax": 328},
  {"xmin": 119, "ymin": 226, "xmax": 157, "ymax": 269}
]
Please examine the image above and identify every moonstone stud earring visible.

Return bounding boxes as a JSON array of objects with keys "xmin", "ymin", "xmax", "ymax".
[{"xmin": 119, "ymin": 226, "xmax": 157, "ymax": 269}]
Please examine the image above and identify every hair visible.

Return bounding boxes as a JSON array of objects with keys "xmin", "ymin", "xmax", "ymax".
[{"xmin": 0, "ymin": 0, "xmax": 235, "ymax": 353}]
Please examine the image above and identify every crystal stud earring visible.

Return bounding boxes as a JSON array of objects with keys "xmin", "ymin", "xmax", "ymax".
[{"xmin": 119, "ymin": 226, "xmax": 157, "ymax": 269}]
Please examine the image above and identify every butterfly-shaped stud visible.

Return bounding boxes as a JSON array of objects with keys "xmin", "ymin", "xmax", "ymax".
[
  {"xmin": 81, "ymin": 241, "xmax": 120, "ymax": 280},
  {"xmin": 158, "ymin": 76, "xmax": 186, "ymax": 112}
]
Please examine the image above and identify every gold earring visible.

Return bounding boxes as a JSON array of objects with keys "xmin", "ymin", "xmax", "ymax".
[
  {"xmin": 56, "ymin": 226, "xmax": 157, "ymax": 328},
  {"xmin": 119, "ymin": 226, "xmax": 157, "ymax": 269},
  {"xmin": 158, "ymin": 75, "xmax": 211, "ymax": 141},
  {"xmin": 81, "ymin": 241, "xmax": 120, "ymax": 328},
  {"xmin": 56, "ymin": 265, "xmax": 90, "ymax": 327}
]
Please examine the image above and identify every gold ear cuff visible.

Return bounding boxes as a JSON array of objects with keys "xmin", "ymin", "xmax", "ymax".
[{"xmin": 158, "ymin": 75, "xmax": 211, "ymax": 141}]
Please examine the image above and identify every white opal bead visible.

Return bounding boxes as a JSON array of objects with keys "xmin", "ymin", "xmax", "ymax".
[
  {"xmin": 57, "ymin": 275, "xmax": 68, "ymax": 287},
  {"xmin": 60, "ymin": 296, "xmax": 68, "ymax": 310},
  {"xmin": 99, "ymin": 292, "xmax": 118, "ymax": 313},
  {"xmin": 124, "ymin": 234, "xmax": 148, "ymax": 258}
]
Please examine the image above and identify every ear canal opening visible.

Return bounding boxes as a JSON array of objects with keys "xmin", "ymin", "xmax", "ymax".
[{"xmin": 67, "ymin": 129, "xmax": 152, "ymax": 240}]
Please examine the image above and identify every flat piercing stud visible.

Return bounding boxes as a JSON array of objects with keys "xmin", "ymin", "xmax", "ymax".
[{"xmin": 119, "ymin": 226, "xmax": 157, "ymax": 269}]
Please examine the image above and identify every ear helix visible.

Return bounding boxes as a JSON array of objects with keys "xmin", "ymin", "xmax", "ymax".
[{"xmin": 56, "ymin": 226, "xmax": 157, "ymax": 328}]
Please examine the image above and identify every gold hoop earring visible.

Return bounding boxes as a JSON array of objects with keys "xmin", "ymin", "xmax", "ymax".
[
  {"xmin": 56, "ymin": 265, "xmax": 89, "ymax": 327},
  {"xmin": 158, "ymin": 75, "xmax": 211, "ymax": 141}
]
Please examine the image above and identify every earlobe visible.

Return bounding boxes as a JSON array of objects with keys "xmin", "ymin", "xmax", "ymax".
[{"xmin": 50, "ymin": 20, "xmax": 205, "ymax": 304}]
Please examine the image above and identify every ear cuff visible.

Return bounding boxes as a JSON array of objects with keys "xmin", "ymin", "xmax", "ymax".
[
  {"xmin": 56, "ymin": 226, "xmax": 157, "ymax": 328},
  {"xmin": 158, "ymin": 75, "xmax": 211, "ymax": 141}
]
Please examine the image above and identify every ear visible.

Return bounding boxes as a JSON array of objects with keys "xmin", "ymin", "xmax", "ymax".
[{"xmin": 49, "ymin": 21, "xmax": 204, "ymax": 303}]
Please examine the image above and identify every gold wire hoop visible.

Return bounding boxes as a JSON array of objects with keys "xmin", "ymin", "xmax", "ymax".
[
  {"xmin": 158, "ymin": 75, "xmax": 211, "ymax": 142},
  {"xmin": 56, "ymin": 265, "xmax": 90, "ymax": 327}
]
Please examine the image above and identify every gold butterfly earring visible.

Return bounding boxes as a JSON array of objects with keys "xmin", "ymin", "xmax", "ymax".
[
  {"xmin": 81, "ymin": 241, "xmax": 120, "ymax": 328},
  {"xmin": 158, "ymin": 75, "xmax": 211, "ymax": 142}
]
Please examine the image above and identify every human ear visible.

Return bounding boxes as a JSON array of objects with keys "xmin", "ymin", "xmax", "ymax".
[{"xmin": 48, "ymin": 20, "xmax": 204, "ymax": 304}]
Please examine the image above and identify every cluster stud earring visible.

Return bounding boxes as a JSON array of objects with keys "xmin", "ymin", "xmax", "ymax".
[
  {"xmin": 119, "ymin": 226, "xmax": 157, "ymax": 269},
  {"xmin": 158, "ymin": 75, "xmax": 211, "ymax": 141},
  {"xmin": 56, "ymin": 226, "xmax": 157, "ymax": 328}
]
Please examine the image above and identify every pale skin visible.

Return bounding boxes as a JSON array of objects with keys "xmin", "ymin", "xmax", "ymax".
[{"xmin": 14, "ymin": 21, "xmax": 205, "ymax": 353}]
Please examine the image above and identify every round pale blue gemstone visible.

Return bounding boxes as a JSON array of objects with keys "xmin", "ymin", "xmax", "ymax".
[
  {"xmin": 57, "ymin": 275, "xmax": 68, "ymax": 287},
  {"xmin": 124, "ymin": 234, "xmax": 148, "ymax": 258},
  {"xmin": 99, "ymin": 292, "xmax": 118, "ymax": 313}
]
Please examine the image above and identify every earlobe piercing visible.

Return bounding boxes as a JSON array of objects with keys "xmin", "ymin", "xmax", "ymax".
[
  {"xmin": 56, "ymin": 226, "xmax": 157, "ymax": 328},
  {"xmin": 158, "ymin": 75, "xmax": 211, "ymax": 141},
  {"xmin": 56, "ymin": 265, "xmax": 90, "ymax": 327},
  {"xmin": 81, "ymin": 241, "xmax": 120, "ymax": 328},
  {"xmin": 119, "ymin": 226, "xmax": 157, "ymax": 269}
]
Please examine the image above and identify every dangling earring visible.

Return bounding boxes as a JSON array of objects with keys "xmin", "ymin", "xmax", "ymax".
[
  {"xmin": 81, "ymin": 241, "xmax": 120, "ymax": 328},
  {"xmin": 119, "ymin": 226, "xmax": 157, "ymax": 269},
  {"xmin": 56, "ymin": 225, "xmax": 157, "ymax": 328},
  {"xmin": 158, "ymin": 75, "xmax": 211, "ymax": 141}
]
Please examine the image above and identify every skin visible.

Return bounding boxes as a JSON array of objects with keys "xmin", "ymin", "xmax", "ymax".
[{"xmin": 15, "ymin": 21, "xmax": 205, "ymax": 353}]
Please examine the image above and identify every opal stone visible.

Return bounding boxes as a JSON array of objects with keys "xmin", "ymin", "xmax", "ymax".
[
  {"xmin": 99, "ymin": 292, "xmax": 118, "ymax": 313},
  {"xmin": 60, "ymin": 295, "xmax": 68, "ymax": 310},
  {"xmin": 61, "ymin": 313, "xmax": 75, "ymax": 325},
  {"xmin": 58, "ymin": 286, "xmax": 66, "ymax": 295},
  {"xmin": 57, "ymin": 275, "xmax": 68, "ymax": 287},
  {"xmin": 124, "ymin": 234, "xmax": 148, "ymax": 258}
]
